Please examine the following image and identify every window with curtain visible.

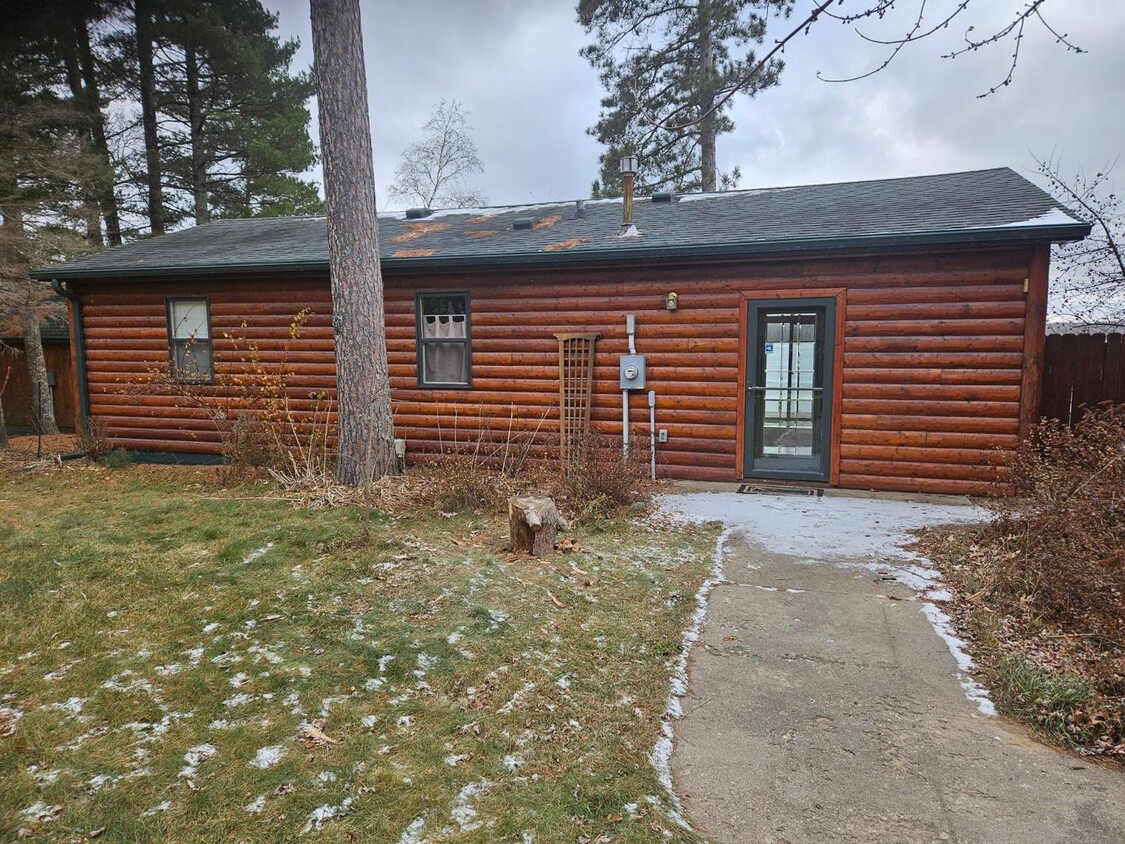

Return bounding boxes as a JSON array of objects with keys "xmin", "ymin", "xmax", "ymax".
[
  {"xmin": 416, "ymin": 292, "xmax": 471, "ymax": 387},
  {"xmin": 167, "ymin": 298, "xmax": 213, "ymax": 382}
]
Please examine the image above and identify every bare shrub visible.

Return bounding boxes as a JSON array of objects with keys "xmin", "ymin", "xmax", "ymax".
[
  {"xmin": 554, "ymin": 428, "xmax": 651, "ymax": 522},
  {"xmin": 79, "ymin": 417, "xmax": 110, "ymax": 462},
  {"xmin": 985, "ymin": 402, "xmax": 1125, "ymax": 647}
]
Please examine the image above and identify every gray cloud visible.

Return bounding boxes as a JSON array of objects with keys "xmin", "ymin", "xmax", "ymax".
[{"xmin": 270, "ymin": 1, "xmax": 1125, "ymax": 206}]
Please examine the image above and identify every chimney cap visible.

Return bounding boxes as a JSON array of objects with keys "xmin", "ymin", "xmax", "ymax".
[{"xmin": 619, "ymin": 155, "xmax": 638, "ymax": 176}]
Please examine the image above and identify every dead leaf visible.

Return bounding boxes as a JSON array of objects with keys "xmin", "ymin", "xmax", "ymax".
[
  {"xmin": 298, "ymin": 724, "xmax": 339, "ymax": 747},
  {"xmin": 547, "ymin": 591, "xmax": 569, "ymax": 610},
  {"xmin": 88, "ymin": 829, "xmax": 106, "ymax": 839}
]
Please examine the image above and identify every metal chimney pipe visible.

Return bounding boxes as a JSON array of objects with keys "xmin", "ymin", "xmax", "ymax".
[{"xmin": 619, "ymin": 155, "xmax": 638, "ymax": 229}]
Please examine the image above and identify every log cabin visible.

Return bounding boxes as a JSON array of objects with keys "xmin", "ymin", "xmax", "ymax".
[{"xmin": 32, "ymin": 167, "xmax": 1089, "ymax": 495}]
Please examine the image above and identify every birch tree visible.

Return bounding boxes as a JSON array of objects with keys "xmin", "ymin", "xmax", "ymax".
[{"xmin": 388, "ymin": 99, "xmax": 486, "ymax": 209}]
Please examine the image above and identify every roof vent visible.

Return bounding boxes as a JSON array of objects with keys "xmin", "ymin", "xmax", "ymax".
[
  {"xmin": 652, "ymin": 191, "xmax": 674, "ymax": 203},
  {"xmin": 575, "ymin": 199, "xmax": 587, "ymax": 219},
  {"xmin": 405, "ymin": 207, "xmax": 432, "ymax": 219},
  {"xmin": 512, "ymin": 217, "xmax": 535, "ymax": 230}
]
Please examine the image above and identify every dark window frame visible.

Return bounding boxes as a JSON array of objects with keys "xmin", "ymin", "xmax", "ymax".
[
  {"xmin": 165, "ymin": 296, "xmax": 215, "ymax": 384},
  {"xmin": 415, "ymin": 290, "xmax": 472, "ymax": 389}
]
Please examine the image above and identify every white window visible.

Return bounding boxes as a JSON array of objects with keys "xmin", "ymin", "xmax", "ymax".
[
  {"xmin": 167, "ymin": 298, "xmax": 213, "ymax": 382},
  {"xmin": 416, "ymin": 292, "xmax": 471, "ymax": 387}
]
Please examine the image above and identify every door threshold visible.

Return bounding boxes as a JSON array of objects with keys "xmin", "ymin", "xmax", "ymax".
[{"xmin": 736, "ymin": 483, "xmax": 825, "ymax": 497}]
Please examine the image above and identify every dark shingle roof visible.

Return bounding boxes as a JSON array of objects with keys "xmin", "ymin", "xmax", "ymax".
[{"xmin": 33, "ymin": 167, "xmax": 1089, "ymax": 281}]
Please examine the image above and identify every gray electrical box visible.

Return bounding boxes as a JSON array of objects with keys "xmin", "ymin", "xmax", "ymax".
[{"xmin": 619, "ymin": 354, "xmax": 646, "ymax": 390}]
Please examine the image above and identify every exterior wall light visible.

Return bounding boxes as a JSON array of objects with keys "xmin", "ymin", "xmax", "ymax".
[{"xmin": 664, "ymin": 292, "xmax": 679, "ymax": 311}]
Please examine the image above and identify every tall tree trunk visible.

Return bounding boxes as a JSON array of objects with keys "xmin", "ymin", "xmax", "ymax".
[
  {"xmin": 74, "ymin": 11, "xmax": 122, "ymax": 245},
  {"xmin": 0, "ymin": 359, "xmax": 9, "ymax": 449},
  {"xmin": 185, "ymin": 46, "xmax": 209, "ymax": 225},
  {"xmin": 309, "ymin": 0, "xmax": 397, "ymax": 485},
  {"xmin": 136, "ymin": 0, "xmax": 165, "ymax": 235},
  {"xmin": 697, "ymin": 0, "xmax": 717, "ymax": 193},
  {"xmin": 19, "ymin": 290, "xmax": 59, "ymax": 436},
  {"xmin": 62, "ymin": 48, "xmax": 103, "ymax": 246},
  {"xmin": 0, "ymin": 390, "xmax": 8, "ymax": 448}
]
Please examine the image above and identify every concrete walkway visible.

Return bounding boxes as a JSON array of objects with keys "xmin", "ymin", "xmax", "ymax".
[{"xmin": 660, "ymin": 492, "xmax": 1125, "ymax": 844}]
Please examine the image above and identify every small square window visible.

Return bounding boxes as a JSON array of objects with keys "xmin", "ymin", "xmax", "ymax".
[
  {"xmin": 416, "ymin": 292, "xmax": 471, "ymax": 388},
  {"xmin": 167, "ymin": 298, "xmax": 213, "ymax": 382}
]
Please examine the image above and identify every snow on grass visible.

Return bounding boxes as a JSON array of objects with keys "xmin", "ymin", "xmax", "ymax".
[
  {"xmin": 496, "ymin": 682, "xmax": 535, "ymax": 714},
  {"xmin": 141, "ymin": 799, "xmax": 172, "ymax": 816},
  {"xmin": 648, "ymin": 522, "xmax": 734, "ymax": 827},
  {"xmin": 245, "ymin": 795, "xmax": 266, "ymax": 814},
  {"xmin": 396, "ymin": 817, "xmax": 426, "ymax": 844},
  {"xmin": 179, "ymin": 743, "xmax": 217, "ymax": 778},
  {"xmin": 249, "ymin": 745, "xmax": 284, "ymax": 769},
  {"xmin": 300, "ymin": 796, "xmax": 355, "ymax": 834},
  {"xmin": 450, "ymin": 780, "xmax": 491, "ymax": 832},
  {"xmin": 241, "ymin": 542, "xmax": 275, "ymax": 565},
  {"xmin": 921, "ymin": 602, "xmax": 997, "ymax": 716}
]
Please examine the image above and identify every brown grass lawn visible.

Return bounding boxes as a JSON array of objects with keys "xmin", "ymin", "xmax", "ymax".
[{"xmin": 0, "ymin": 459, "xmax": 717, "ymax": 842}]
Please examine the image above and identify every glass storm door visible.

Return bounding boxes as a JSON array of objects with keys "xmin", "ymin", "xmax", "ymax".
[{"xmin": 744, "ymin": 299, "xmax": 835, "ymax": 481}]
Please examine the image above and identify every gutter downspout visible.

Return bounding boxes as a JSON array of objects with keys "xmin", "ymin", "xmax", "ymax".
[{"xmin": 51, "ymin": 278, "xmax": 90, "ymax": 435}]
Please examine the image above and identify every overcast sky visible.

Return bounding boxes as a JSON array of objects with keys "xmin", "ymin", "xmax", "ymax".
[{"xmin": 266, "ymin": 1, "xmax": 1125, "ymax": 211}]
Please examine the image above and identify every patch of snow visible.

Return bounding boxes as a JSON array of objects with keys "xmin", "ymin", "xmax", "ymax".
[
  {"xmin": 447, "ymin": 629, "xmax": 464, "ymax": 645},
  {"xmin": 363, "ymin": 677, "xmax": 385, "ymax": 691},
  {"xmin": 497, "ymin": 682, "xmax": 535, "ymax": 715},
  {"xmin": 992, "ymin": 207, "xmax": 1081, "ymax": 228},
  {"xmin": 450, "ymin": 780, "xmax": 491, "ymax": 832},
  {"xmin": 360, "ymin": 714, "xmax": 378, "ymax": 729},
  {"xmin": 315, "ymin": 770, "xmax": 337, "ymax": 785},
  {"xmin": 445, "ymin": 753, "xmax": 469, "ymax": 767},
  {"xmin": 249, "ymin": 745, "xmax": 284, "ymax": 769},
  {"xmin": 396, "ymin": 715, "xmax": 414, "ymax": 729},
  {"xmin": 27, "ymin": 765, "xmax": 60, "ymax": 787},
  {"xmin": 245, "ymin": 795, "xmax": 266, "ymax": 814},
  {"xmin": 920, "ymin": 603, "xmax": 996, "ymax": 716},
  {"xmin": 154, "ymin": 663, "xmax": 182, "ymax": 676},
  {"xmin": 50, "ymin": 696, "xmax": 84, "ymax": 717},
  {"xmin": 211, "ymin": 651, "xmax": 241, "ymax": 667},
  {"xmin": 397, "ymin": 817, "xmax": 426, "ymax": 844},
  {"xmin": 180, "ymin": 743, "xmax": 217, "ymax": 778},
  {"xmin": 208, "ymin": 718, "xmax": 231, "ymax": 730},
  {"xmin": 141, "ymin": 800, "xmax": 172, "ymax": 816},
  {"xmin": 56, "ymin": 641, "xmax": 71, "ymax": 650},
  {"xmin": 184, "ymin": 647, "xmax": 204, "ymax": 664},
  {"xmin": 649, "ymin": 522, "xmax": 734, "ymax": 827},
  {"xmin": 203, "ymin": 622, "xmax": 220, "ymax": 634},
  {"xmin": 242, "ymin": 542, "xmax": 275, "ymax": 564},
  {"xmin": 301, "ymin": 797, "xmax": 355, "ymax": 834},
  {"xmin": 22, "ymin": 801, "xmax": 61, "ymax": 822},
  {"xmin": 224, "ymin": 692, "xmax": 254, "ymax": 708},
  {"xmin": 229, "ymin": 672, "xmax": 250, "ymax": 688},
  {"xmin": 378, "ymin": 654, "xmax": 395, "ymax": 673},
  {"xmin": 502, "ymin": 755, "xmax": 522, "ymax": 771},
  {"xmin": 486, "ymin": 609, "xmax": 509, "ymax": 631}
]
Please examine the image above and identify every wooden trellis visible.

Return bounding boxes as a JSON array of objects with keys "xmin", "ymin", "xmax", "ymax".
[{"xmin": 555, "ymin": 332, "xmax": 600, "ymax": 462}]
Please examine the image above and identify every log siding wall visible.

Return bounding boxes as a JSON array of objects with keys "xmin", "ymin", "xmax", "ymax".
[{"xmin": 75, "ymin": 245, "xmax": 1044, "ymax": 494}]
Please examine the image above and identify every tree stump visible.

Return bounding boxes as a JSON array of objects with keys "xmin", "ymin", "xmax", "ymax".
[{"xmin": 508, "ymin": 494, "xmax": 568, "ymax": 556}]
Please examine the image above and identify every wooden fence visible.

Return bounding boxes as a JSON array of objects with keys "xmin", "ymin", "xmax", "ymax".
[{"xmin": 1041, "ymin": 333, "xmax": 1125, "ymax": 425}]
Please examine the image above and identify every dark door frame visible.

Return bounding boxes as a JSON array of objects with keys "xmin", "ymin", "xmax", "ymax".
[{"xmin": 736, "ymin": 288, "xmax": 846, "ymax": 485}]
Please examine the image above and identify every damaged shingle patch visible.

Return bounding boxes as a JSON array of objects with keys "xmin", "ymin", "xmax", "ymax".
[
  {"xmin": 392, "ymin": 248, "xmax": 437, "ymax": 258},
  {"xmin": 532, "ymin": 214, "xmax": 563, "ymax": 230},
  {"xmin": 464, "ymin": 229, "xmax": 501, "ymax": 238},
  {"xmin": 543, "ymin": 238, "xmax": 588, "ymax": 251},
  {"xmin": 388, "ymin": 221, "xmax": 450, "ymax": 244}
]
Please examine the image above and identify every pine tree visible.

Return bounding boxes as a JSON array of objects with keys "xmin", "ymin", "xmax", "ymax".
[
  {"xmin": 579, "ymin": 0, "xmax": 792, "ymax": 195},
  {"xmin": 0, "ymin": 5, "xmax": 100, "ymax": 435},
  {"xmin": 310, "ymin": 0, "xmax": 397, "ymax": 485},
  {"xmin": 144, "ymin": 0, "xmax": 322, "ymax": 226}
]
